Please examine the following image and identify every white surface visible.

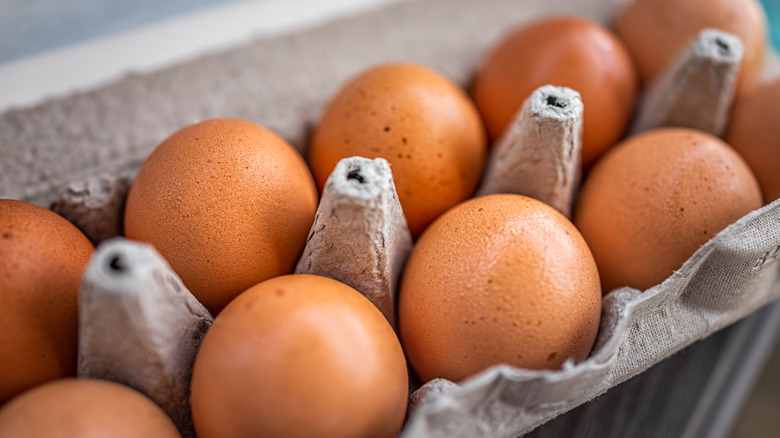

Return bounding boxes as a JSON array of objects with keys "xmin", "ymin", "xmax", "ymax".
[{"xmin": 0, "ymin": 0, "xmax": 405, "ymax": 112}]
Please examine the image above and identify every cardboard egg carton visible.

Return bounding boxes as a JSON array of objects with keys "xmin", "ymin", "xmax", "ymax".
[{"xmin": 2, "ymin": 0, "xmax": 780, "ymax": 437}]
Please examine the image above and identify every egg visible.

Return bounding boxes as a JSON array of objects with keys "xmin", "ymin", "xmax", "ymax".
[
  {"xmin": 726, "ymin": 79, "xmax": 780, "ymax": 204},
  {"xmin": 615, "ymin": 0, "xmax": 767, "ymax": 94},
  {"xmin": 189, "ymin": 274, "xmax": 408, "ymax": 438},
  {"xmin": 471, "ymin": 16, "xmax": 638, "ymax": 166},
  {"xmin": 124, "ymin": 119, "xmax": 318, "ymax": 314},
  {"xmin": 0, "ymin": 199, "xmax": 94, "ymax": 404},
  {"xmin": 398, "ymin": 194, "xmax": 601, "ymax": 383},
  {"xmin": 0, "ymin": 378, "xmax": 180, "ymax": 437},
  {"xmin": 309, "ymin": 62, "xmax": 487, "ymax": 237},
  {"xmin": 575, "ymin": 128, "xmax": 763, "ymax": 292}
]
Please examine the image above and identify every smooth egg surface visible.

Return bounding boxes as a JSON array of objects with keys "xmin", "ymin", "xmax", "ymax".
[
  {"xmin": 124, "ymin": 119, "xmax": 318, "ymax": 314},
  {"xmin": 726, "ymin": 79, "xmax": 780, "ymax": 204},
  {"xmin": 399, "ymin": 194, "xmax": 602, "ymax": 382},
  {"xmin": 0, "ymin": 379, "xmax": 180, "ymax": 437},
  {"xmin": 0, "ymin": 200, "xmax": 94, "ymax": 405},
  {"xmin": 309, "ymin": 63, "xmax": 487, "ymax": 237},
  {"xmin": 190, "ymin": 274, "xmax": 408, "ymax": 438},
  {"xmin": 471, "ymin": 16, "xmax": 638, "ymax": 166},
  {"xmin": 615, "ymin": 0, "xmax": 766, "ymax": 94},
  {"xmin": 575, "ymin": 128, "xmax": 762, "ymax": 292}
]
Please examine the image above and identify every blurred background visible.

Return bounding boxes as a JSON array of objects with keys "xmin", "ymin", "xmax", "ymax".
[
  {"xmin": 0, "ymin": 0, "xmax": 399, "ymax": 110},
  {"xmin": 0, "ymin": 0, "xmax": 778, "ymax": 436},
  {"xmin": 1, "ymin": 0, "xmax": 778, "ymax": 65},
  {"xmin": 0, "ymin": 0, "xmax": 241, "ymax": 64},
  {"xmin": 0, "ymin": 0, "xmax": 778, "ymax": 111}
]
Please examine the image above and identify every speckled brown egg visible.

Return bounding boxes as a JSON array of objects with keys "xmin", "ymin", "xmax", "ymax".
[
  {"xmin": 0, "ymin": 200, "xmax": 94, "ymax": 405},
  {"xmin": 398, "ymin": 194, "xmax": 602, "ymax": 383},
  {"xmin": 575, "ymin": 128, "xmax": 763, "ymax": 292},
  {"xmin": 124, "ymin": 119, "xmax": 318, "ymax": 314},
  {"xmin": 0, "ymin": 378, "xmax": 180, "ymax": 437},
  {"xmin": 471, "ymin": 16, "xmax": 638, "ymax": 166},
  {"xmin": 190, "ymin": 274, "xmax": 408, "ymax": 438},
  {"xmin": 726, "ymin": 79, "xmax": 780, "ymax": 204},
  {"xmin": 615, "ymin": 0, "xmax": 767, "ymax": 94},
  {"xmin": 309, "ymin": 63, "xmax": 487, "ymax": 237}
]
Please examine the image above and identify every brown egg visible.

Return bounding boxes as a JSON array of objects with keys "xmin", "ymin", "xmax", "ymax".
[
  {"xmin": 398, "ymin": 194, "xmax": 601, "ymax": 383},
  {"xmin": 0, "ymin": 200, "xmax": 94, "ymax": 405},
  {"xmin": 471, "ymin": 16, "xmax": 638, "ymax": 166},
  {"xmin": 726, "ymin": 79, "xmax": 780, "ymax": 204},
  {"xmin": 575, "ymin": 128, "xmax": 762, "ymax": 292},
  {"xmin": 0, "ymin": 378, "xmax": 180, "ymax": 437},
  {"xmin": 309, "ymin": 62, "xmax": 487, "ymax": 237},
  {"xmin": 190, "ymin": 274, "xmax": 408, "ymax": 438},
  {"xmin": 615, "ymin": 0, "xmax": 767, "ymax": 94},
  {"xmin": 124, "ymin": 119, "xmax": 318, "ymax": 314}
]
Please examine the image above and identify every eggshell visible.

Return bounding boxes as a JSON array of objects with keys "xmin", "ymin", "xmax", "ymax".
[
  {"xmin": 309, "ymin": 62, "xmax": 487, "ymax": 237},
  {"xmin": 615, "ymin": 0, "xmax": 767, "ymax": 95},
  {"xmin": 726, "ymin": 79, "xmax": 780, "ymax": 204},
  {"xmin": 0, "ymin": 378, "xmax": 180, "ymax": 437},
  {"xmin": 124, "ymin": 119, "xmax": 318, "ymax": 314},
  {"xmin": 575, "ymin": 128, "xmax": 763, "ymax": 292},
  {"xmin": 0, "ymin": 199, "xmax": 94, "ymax": 405},
  {"xmin": 190, "ymin": 274, "xmax": 408, "ymax": 438},
  {"xmin": 471, "ymin": 16, "xmax": 638, "ymax": 166},
  {"xmin": 398, "ymin": 194, "xmax": 602, "ymax": 383}
]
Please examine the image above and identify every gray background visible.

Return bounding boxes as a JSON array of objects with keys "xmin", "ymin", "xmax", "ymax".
[{"xmin": 0, "ymin": 0, "xmax": 244, "ymax": 63}]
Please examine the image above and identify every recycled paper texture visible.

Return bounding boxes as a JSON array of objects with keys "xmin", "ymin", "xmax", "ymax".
[{"xmin": 2, "ymin": 0, "xmax": 779, "ymax": 436}]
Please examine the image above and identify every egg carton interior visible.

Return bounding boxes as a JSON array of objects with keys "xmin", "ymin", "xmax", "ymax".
[{"xmin": 2, "ymin": 0, "xmax": 780, "ymax": 437}]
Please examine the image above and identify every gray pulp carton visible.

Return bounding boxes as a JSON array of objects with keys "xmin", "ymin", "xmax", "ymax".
[{"xmin": 1, "ymin": 0, "xmax": 779, "ymax": 437}]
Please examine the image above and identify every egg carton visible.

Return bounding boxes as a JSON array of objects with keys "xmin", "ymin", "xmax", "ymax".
[{"xmin": 2, "ymin": 0, "xmax": 780, "ymax": 437}]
